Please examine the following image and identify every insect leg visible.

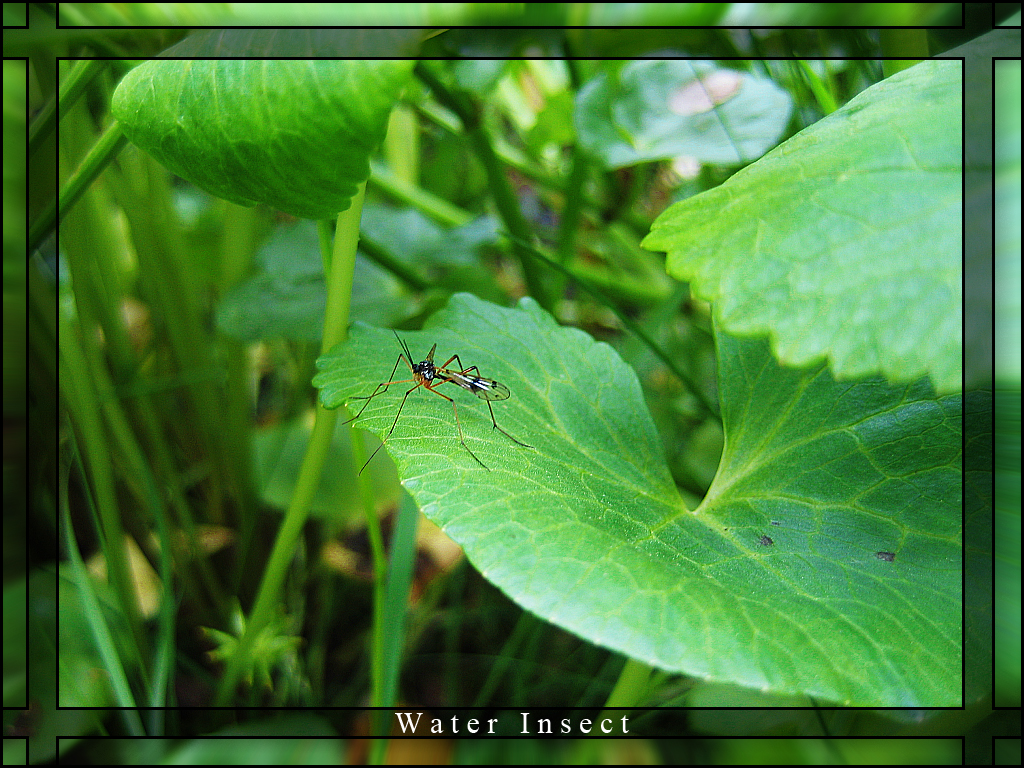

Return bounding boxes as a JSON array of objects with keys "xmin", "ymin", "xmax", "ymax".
[
  {"xmin": 342, "ymin": 354, "xmax": 410, "ymax": 425},
  {"xmin": 357, "ymin": 381, "xmax": 422, "ymax": 474},
  {"xmin": 440, "ymin": 359, "xmax": 532, "ymax": 449},
  {"xmin": 423, "ymin": 380, "xmax": 489, "ymax": 470},
  {"xmin": 485, "ymin": 400, "xmax": 533, "ymax": 448},
  {"xmin": 441, "ymin": 355, "xmax": 480, "ymax": 378}
]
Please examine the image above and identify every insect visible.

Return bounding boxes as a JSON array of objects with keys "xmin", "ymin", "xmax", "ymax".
[{"xmin": 343, "ymin": 332, "xmax": 532, "ymax": 473}]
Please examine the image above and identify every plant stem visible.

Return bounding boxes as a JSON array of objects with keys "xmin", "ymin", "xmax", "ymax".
[
  {"xmin": 413, "ymin": 61, "xmax": 553, "ymax": 310},
  {"xmin": 30, "ymin": 120, "xmax": 128, "ymax": 254},
  {"xmin": 213, "ymin": 184, "xmax": 366, "ymax": 706},
  {"xmin": 603, "ymin": 656, "xmax": 653, "ymax": 709}
]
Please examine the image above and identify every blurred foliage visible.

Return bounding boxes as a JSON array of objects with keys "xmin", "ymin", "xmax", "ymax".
[{"xmin": 6, "ymin": 10, "xmax": 1008, "ymax": 762}]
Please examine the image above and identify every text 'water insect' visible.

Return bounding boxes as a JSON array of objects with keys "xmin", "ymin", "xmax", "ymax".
[{"xmin": 343, "ymin": 332, "xmax": 532, "ymax": 473}]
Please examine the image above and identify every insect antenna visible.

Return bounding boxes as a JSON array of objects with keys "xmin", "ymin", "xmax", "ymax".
[{"xmin": 393, "ymin": 330, "xmax": 414, "ymax": 369}]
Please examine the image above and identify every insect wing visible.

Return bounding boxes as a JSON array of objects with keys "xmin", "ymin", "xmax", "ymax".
[
  {"xmin": 448, "ymin": 371, "xmax": 511, "ymax": 401},
  {"xmin": 475, "ymin": 379, "xmax": 511, "ymax": 401}
]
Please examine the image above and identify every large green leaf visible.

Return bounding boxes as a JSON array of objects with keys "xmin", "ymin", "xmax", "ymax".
[
  {"xmin": 643, "ymin": 59, "xmax": 962, "ymax": 394},
  {"xmin": 703, "ymin": 326, "xmax": 961, "ymax": 707},
  {"xmin": 314, "ymin": 294, "xmax": 961, "ymax": 706},
  {"xmin": 111, "ymin": 60, "xmax": 414, "ymax": 219}
]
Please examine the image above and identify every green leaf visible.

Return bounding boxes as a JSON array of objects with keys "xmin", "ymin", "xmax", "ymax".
[
  {"xmin": 358, "ymin": 206, "xmax": 504, "ymax": 301},
  {"xmin": 111, "ymin": 60, "xmax": 414, "ymax": 219},
  {"xmin": 315, "ymin": 293, "xmax": 673, "ymax": 487},
  {"xmin": 643, "ymin": 59, "xmax": 962, "ymax": 394},
  {"xmin": 576, "ymin": 60, "xmax": 793, "ymax": 168},
  {"xmin": 215, "ymin": 220, "xmax": 406, "ymax": 343},
  {"xmin": 704, "ymin": 329, "xmax": 961, "ymax": 706},
  {"xmin": 314, "ymin": 294, "xmax": 960, "ymax": 706}
]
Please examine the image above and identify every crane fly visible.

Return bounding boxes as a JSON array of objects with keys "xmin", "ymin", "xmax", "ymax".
[{"xmin": 343, "ymin": 332, "xmax": 532, "ymax": 473}]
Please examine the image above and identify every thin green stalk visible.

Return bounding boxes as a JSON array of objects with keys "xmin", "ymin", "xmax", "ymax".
[
  {"xmin": 217, "ymin": 202, "xmax": 265, "ymax": 290},
  {"xmin": 365, "ymin": 484, "xmax": 387, "ymax": 711},
  {"xmin": 443, "ymin": 561, "xmax": 468, "ymax": 703},
  {"xmin": 29, "ymin": 58, "xmax": 107, "ymax": 158},
  {"xmin": 28, "ymin": 254, "xmax": 59, "ymax": 398},
  {"xmin": 369, "ymin": 158, "xmax": 472, "ymax": 228},
  {"xmin": 60, "ymin": 443, "xmax": 145, "ymax": 733},
  {"xmin": 796, "ymin": 60, "xmax": 839, "ymax": 116},
  {"xmin": 472, "ymin": 610, "xmax": 535, "ymax": 708},
  {"xmin": 379, "ymin": 491, "xmax": 420, "ymax": 702},
  {"xmin": 323, "ymin": 187, "xmax": 365, "ymax": 350},
  {"xmin": 555, "ymin": 52, "xmax": 588, "ymax": 274},
  {"xmin": 465, "ymin": 126, "xmax": 552, "ymax": 309},
  {"xmin": 58, "ymin": 313, "xmax": 146, "ymax": 674},
  {"xmin": 213, "ymin": 184, "xmax": 366, "ymax": 706},
  {"xmin": 141, "ymin": 424, "xmax": 177, "ymax": 717},
  {"xmin": 345, "ymin": 422, "xmax": 387, "ymax": 708},
  {"xmin": 384, "ymin": 102, "xmax": 420, "ymax": 187},
  {"xmin": 29, "ymin": 120, "xmax": 128, "ymax": 254},
  {"xmin": 413, "ymin": 62, "xmax": 552, "ymax": 310},
  {"xmin": 367, "ymin": 490, "xmax": 420, "ymax": 762},
  {"xmin": 601, "ymin": 656, "xmax": 654, "ymax": 712},
  {"xmin": 358, "ymin": 234, "xmax": 431, "ymax": 292},
  {"xmin": 554, "ymin": 146, "xmax": 588, "ymax": 266}
]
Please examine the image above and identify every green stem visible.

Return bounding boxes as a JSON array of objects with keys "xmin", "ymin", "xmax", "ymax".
[
  {"xmin": 367, "ymin": 491, "xmax": 420, "ymax": 759},
  {"xmin": 29, "ymin": 58, "xmax": 107, "ymax": 158},
  {"xmin": 358, "ymin": 234, "xmax": 431, "ymax": 292},
  {"xmin": 29, "ymin": 120, "xmax": 128, "ymax": 254},
  {"xmin": 60, "ymin": 451, "xmax": 145, "ymax": 733},
  {"xmin": 369, "ymin": 158, "xmax": 472, "ymax": 228},
  {"xmin": 383, "ymin": 102, "xmax": 420, "ymax": 187},
  {"xmin": 413, "ymin": 62, "xmax": 552, "ymax": 310},
  {"xmin": 602, "ymin": 656, "xmax": 653, "ymax": 709},
  {"xmin": 365, "ymin": 479, "xmax": 387, "ymax": 713},
  {"xmin": 796, "ymin": 60, "xmax": 839, "ymax": 116},
  {"xmin": 58, "ymin": 314, "xmax": 146, "ymax": 674},
  {"xmin": 378, "ymin": 491, "xmax": 419, "ymax": 707},
  {"xmin": 213, "ymin": 185, "xmax": 366, "ymax": 705},
  {"xmin": 555, "ymin": 146, "xmax": 588, "ymax": 265}
]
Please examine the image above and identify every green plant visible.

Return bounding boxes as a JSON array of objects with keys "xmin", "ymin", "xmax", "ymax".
[
  {"xmin": 39, "ymin": 42, "xmax": 972, "ymax": 745},
  {"xmin": 316, "ymin": 60, "xmax": 964, "ymax": 708}
]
